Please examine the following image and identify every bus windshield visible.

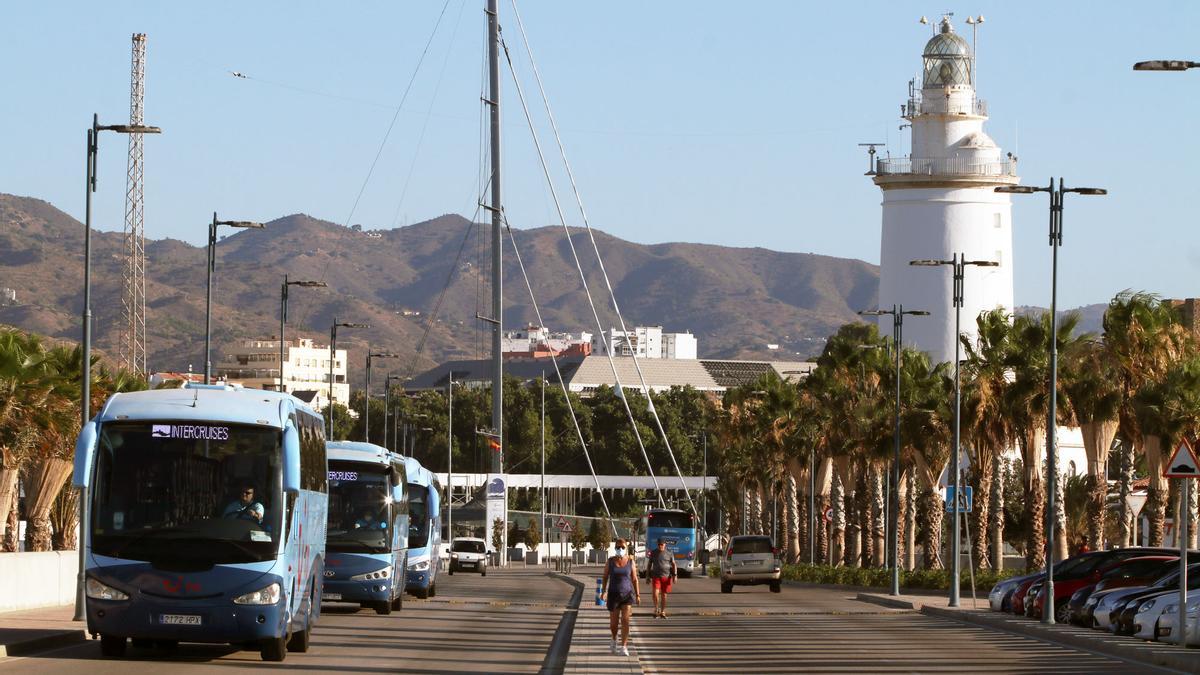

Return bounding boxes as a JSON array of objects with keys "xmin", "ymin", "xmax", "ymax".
[
  {"xmin": 327, "ymin": 462, "xmax": 391, "ymax": 554},
  {"xmin": 648, "ymin": 511, "xmax": 694, "ymax": 529},
  {"xmin": 408, "ymin": 484, "xmax": 429, "ymax": 549},
  {"xmin": 90, "ymin": 422, "xmax": 283, "ymax": 565}
]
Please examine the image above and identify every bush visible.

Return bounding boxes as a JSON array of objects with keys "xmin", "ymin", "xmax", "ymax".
[{"xmin": 777, "ymin": 564, "xmax": 1022, "ymax": 590}]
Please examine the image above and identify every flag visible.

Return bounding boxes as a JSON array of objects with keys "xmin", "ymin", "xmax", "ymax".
[{"xmin": 488, "ymin": 438, "xmax": 501, "ymax": 452}]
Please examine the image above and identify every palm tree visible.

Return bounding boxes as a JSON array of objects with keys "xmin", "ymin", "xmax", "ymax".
[
  {"xmin": 898, "ymin": 349, "xmax": 951, "ymax": 569},
  {"xmin": 1104, "ymin": 292, "xmax": 1195, "ymax": 546},
  {"xmin": 1060, "ymin": 338, "xmax": 1121, "ymax": 551}
]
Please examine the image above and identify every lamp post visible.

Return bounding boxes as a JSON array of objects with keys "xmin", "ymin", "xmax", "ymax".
[
  {"xmin": 364, "ymin": 349, "xmax": 399, "ymax": 443},
  {"xmin": 327, "ymin": 318, "xmax": 369, "ymax": 437},
  {"xmin": 910, "ymin": 255, "xmax": 999, "ymax": 607},
  {"xmin": 76, "ymin": 114, "xmax": 161, "ymax": 622},
  {"xmin": 204, "ymin": 214, "xmax": 264, "ymax": 381},
  {"xmin": 997, "ymin": 179, "xmax": 1106, "ymax": 623},
  {"xmin": 278, "ymin": 276, "xmax": 326, "ymax": 393},
  {"xmin": 860, "ymin": 306, "xmax": 929, "ymax": 596},
  {"xmin": 1133, "ymin": 60, "xmax": 1200, "ymax": 71},
  {"xmin": 449, "ymin": 372, "xmax": 456, "ymax": 543},
  {"xmin": 384, "ymin": 374, "xmax": 402, "ymax": 452}
]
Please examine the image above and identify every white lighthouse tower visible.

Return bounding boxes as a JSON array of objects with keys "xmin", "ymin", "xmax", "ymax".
[{"xmin": 873, "ymin": 16, "xmax": 1018, "ymax": 363}]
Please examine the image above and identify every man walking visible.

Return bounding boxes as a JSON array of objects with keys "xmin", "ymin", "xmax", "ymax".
[{"xmin": 648, "ymin": 538, "xmax": 677, "ymax": 619}]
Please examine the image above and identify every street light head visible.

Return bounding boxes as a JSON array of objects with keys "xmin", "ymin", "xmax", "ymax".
[
  {"xmin": 1133, "ymin": 60, "xmax": 1199, "ymax": 71},
  {"xmin": 965, "ymin": 260, "xmax": 1001, "ymax": 267},
  {"xmin": 903, "ymin": 310, "xmax": 932, "ymax": 316},
  {"xmin": 1068, "ymin": 187, "xmax": 1107, "ymax": 196},
  {"xmin": 335, "ymin": 322, "xmax": 370, "ymax": 329},
  {"xmin": 100, "ymin": 124, "xmax": 162, "ymax": 134},
  {"xmin": 289, "ymin": 280, "xmax": 327, "ymax": 288},
  {"xmin": 994, "ymin": 185, "xmax": 1039, "ymax": 194},
  {"xmin": 370, "ymin": 352, "xmax": 401, "ymax": 359},
  {"xmin": 909, "ymin": 259, "xmax": 945, "ymax": 267},
  {"xmin": 218, "ymin": 220, "xmax": 264, "ymax": 229},
  {"xmin": 858, "ymin": 309, "xmax": 890, "ymax": 317}
]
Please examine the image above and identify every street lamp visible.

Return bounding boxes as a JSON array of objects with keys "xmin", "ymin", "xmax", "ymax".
[
  {"xmin": 997, "ymin": 179, "xmax": 1105, "ymax": 623},
  {"xmin": 1133, "ymin": 60, "xmax": 1200, "ymax": 71},
  {"xmin": 383, "ymin": 374, "xmax": 403, "ymax": 452},
  {"xmin": 910, "ymin": 255, "xmax": 999, "ymax": 607},
  {"xmin": 860, "ymin": 306, "xmax": 929, "ymax": 597},
  {"xmin": 364, "ymin": 348, "xmax": 400, "ymax": 443},
  {"xmin": 279, "ymin": 276, "xmax": 326, "ymax": 393},
  {"xmin": 205, "ymin": 214, "xmax": 264, "ymax": 381},
  {"xmin": 77, "ymin": 114, "xmax": 161, "ymax": 622},
  {"xmin": 328, "ymin": 318, "xmax": 369, "ymax": 437}
]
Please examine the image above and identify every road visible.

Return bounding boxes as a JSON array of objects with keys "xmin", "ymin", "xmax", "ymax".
[
  {"xmin": 625, "ymin": 574, "xmax": 1162, "ymax": 673},
  {"xmin": 0, "ymin": 568, "xmax": 574, "ymax": 674}
]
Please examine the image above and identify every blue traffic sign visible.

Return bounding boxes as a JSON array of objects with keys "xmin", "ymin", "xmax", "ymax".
[{"xmin": 945, "ymin": 485, "xmax": 973, "ymax": 513}]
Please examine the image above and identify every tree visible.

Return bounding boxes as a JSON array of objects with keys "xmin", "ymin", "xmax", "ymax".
[
  {"xmin": 570, "ymin": 519, "xmax": 588, "ymax": 554},
  {"xmin": 588, "ymin": 516, "xmax": 612, "ymax": 553},
  {"xmin": 1060, "ymin": 338, "xmax": 1121, "ymax": 550},
  {"xmin": 525, "ymin": 517, "xmax": 542, "ymax": 549},
  {"xmin": 491, "ymin": 517, "xmax": 505, "ymax": 553}
]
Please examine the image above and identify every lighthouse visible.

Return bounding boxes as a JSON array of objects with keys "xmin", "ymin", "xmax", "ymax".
[{"xmin": 873, "ymin": 15, "xmax": 1018, "ymax": 363}]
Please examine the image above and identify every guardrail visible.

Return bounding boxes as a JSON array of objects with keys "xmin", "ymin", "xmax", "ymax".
[{"xmin": 876, "ymin": 157, "xmax": 1017, "ymax": 177}]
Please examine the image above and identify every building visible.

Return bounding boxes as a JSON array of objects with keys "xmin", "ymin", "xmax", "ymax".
[
  {"xmin": 872, "ymin": 15, "xmax": 1018, "ymax": 363},
  {"xmin": 502, "ymin": 325, "xmax": 592, "ymax": 359},
  {"xmin": 214, "ymin": 337, "xmax": 348, "ymax": 409},
  {"xmin": 593, "ymin": 326, "xmax": 697, "ymax": 360}
]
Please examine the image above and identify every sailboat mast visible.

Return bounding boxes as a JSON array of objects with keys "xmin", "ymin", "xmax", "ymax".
[{"xmin": 487, "ymin": 0, "xmax": 503, "ymax": 474}]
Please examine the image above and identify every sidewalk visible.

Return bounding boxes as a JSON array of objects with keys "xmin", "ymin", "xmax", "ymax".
[
  {"xmin": 563, "ymin": 574, "xmax": 641, "ymax": 675},
  {"xmin": 857, "ymin": 591, "xmax": 1200, "ymax": 673},
  {"xmin": 0, "ymin": 604, "xmax": 86, "ymax": 658}
]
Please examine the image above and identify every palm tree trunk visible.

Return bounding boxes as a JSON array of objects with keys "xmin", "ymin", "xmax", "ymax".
[
  {"xmin": 1145, "ymin": 435, "xmax": 1167, "ymax": 546},
  {"xmin": 1021, "ymin": 428, "xmax": 1046, "ymax": 570},
  {"xmin": 50, "ymin": 482, "xmax": 78, "ymax": 551},
  {"xmin": 1053, "ymin": 464, "xmax": 1069, "ymax": 561},
  {"xmin": 785, "ymin": 465, "xmax": 800, "ymax": 563},
  {"xmin": 918, "ymin": 482, "xmax": 943, "ymax": 570},
  {"xmin": 1117, "ymin": 439, "xmax": 1135, "ymax": 546},
  {"xmin": 2, "ymin": 485, "xmax": 17, "ymax": 553},
  {"xmin": 970, "ymin": 450, "xmax": 994, "ymax": 571},
  {"xmin": 904, "ymin": 470, "xmax": 916, "ymax": 570},
  {"xmin": 869, "ymin": 466, "xmax": 885, "ymax": 567},
  {"xmin": 831, "ymin": 472, "xmax": 845, "ymax": 567},
  {"xmin": 1081, "ymin": 420, "xmax": 1118, "ymax": 551},
  {"xmin": 846, "ymin": 473, "xmax": 861, "ymax": 567},
  {"xmin": 989, "ymin": 454, "xmax": 1005, "ymax": 571},
  {"xmin": 0, "ymin": 454, "xmax": 17, "ymax": 552},
  {"xmin": 22, "ymin": 458, "xmax": 73, "ymax": 552},
  {"xmin": 854, "ymin": 468, "xmax": 868, "ymax": 567}
]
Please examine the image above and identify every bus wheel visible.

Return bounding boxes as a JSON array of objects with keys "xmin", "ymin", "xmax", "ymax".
[
  {"xmin": 288, "ymin": 584, "xmax": 314, "ymax": 652},
  {"xmin": 261, "ymin": 636, "xmax": 287, "ymax": 662},
  {"xmin": 769, "ymin": 581, "xmax": 782, "ymax": 593},
  {"xmin": 131, "ymin": 638, "xmax": 154, "ymax": 649},
  {"xmin": 390, "ymin": 591, "xmax": 403, "ymax": 612},
  {"xmin": 720, "ymin": 582, "xmax": 733, "ymax": 594},
  {"xmin": 448, "ymin": 568, "xmax": 454, "ymax": 575},
  {"xmin": 429, "ymin": 583, "xmax": 437, "ymax": 598},
  {"xmin": 100, "ymin": 635, "xmax": 127, "ymax": 657},
  {"xmin": 414, "ymin": 587, "xmax": 429, "ymax": 599},
  {"xmin": 374, "ymin": 600, "xmax": 392, "ymax": 615}
]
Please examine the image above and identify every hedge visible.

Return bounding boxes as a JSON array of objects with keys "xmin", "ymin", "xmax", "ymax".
[{"xmin": 709, "ymin": 563, "xmax": 1022, "ymax": 590}]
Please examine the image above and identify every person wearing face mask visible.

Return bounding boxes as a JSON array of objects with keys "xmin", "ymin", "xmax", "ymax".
[{"xmin": 601, "ymin": 537, "xmax": 640, "ymax": 656}]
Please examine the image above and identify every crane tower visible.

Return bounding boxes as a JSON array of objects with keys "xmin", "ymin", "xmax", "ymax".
[{"xmin": 119, "ymin": 33, "xmax": 148, "ymax": 373}]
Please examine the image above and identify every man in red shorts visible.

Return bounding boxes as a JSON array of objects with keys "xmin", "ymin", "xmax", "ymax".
[{"xmin": 648, "ymin": 538, "xmax": 678, "ymax": 618}]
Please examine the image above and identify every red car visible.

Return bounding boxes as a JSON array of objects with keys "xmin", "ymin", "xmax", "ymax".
[
  {"xmin": 1027, "ymin": 555, "xmax": 1179, "ymax": 622},
  {"xmin": 1011, "ymin": 549, "xmax": 1178, "ymax": 621}
]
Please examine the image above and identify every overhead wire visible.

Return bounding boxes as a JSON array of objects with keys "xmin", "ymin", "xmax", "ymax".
[{"xmin": 498, "ymin": 27, "xmax": 665, "ymax": 508}]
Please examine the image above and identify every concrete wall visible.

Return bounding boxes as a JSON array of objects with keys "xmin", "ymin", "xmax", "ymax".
[{"xmin": 0, "ymin": 551, "xmax": 78, "ymax": 612}]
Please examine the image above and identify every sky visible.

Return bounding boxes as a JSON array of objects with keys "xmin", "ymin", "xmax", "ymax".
[{"xmin": 3, "ymin": 1, "xmax": 1199, "ymax": 310}]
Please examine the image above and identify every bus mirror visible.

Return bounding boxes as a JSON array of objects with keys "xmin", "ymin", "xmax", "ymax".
[
  {"xmin": 72, "ymin": 421, "xmax": 98, "ymax": 489},
  {"xmin": 392, "ymin": 485, "xmax": 405, "ymax": 503},
  {"xmin": 282, "ymin": 424, "xmax": 301, "ymax": 494}
]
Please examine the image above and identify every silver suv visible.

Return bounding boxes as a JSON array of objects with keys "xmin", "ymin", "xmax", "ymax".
[
  {"xmin": 448, "ymin": 537, "xmax": 488, "ymax": 576},
  {"xmin": 720, "ymin": 535, "xmax": 782, "ymax": 593}
]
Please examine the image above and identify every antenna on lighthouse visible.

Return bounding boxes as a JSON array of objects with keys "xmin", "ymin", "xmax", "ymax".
[
  {"xmin": 965, "ymin": 15, "xmax": 984, "ymax": 88},
  {"xmin": 858, "ymin": 143, "xmax": 886, "ymax": 175}
]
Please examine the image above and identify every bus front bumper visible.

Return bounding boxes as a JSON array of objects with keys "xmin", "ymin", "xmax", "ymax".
[
  {"xmin": 321, "ymin": 579, "xmax": 392, "ymax": 604},
  {"xmin": 406, "ymin": 570, "xmax": 431, "ymax": 590},
  {"xmin": 86, "ymin": 595, "xmax": 288, "ymax": 644}
]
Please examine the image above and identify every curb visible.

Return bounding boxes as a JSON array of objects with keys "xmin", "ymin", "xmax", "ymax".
[
  {"xmin": 544, "ymin": 572, "xmax": 584, "ymax": 675},
  {"xmin": 854, "ymin": 592, "xmax": 921, "ymax": 611},
  {"xmin": 0, "ymin": 629, "xmax": 88, "ymax": 658}
]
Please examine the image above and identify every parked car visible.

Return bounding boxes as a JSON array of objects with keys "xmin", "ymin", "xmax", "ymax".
[
  {"xmin": 1022, "ymin": 548, "xmax": 1181, "ymax": 622},
  {"xmin": 720, "ymin": 535, "xmax": 781, "ymax": 593},
  {"xmin": 1155, "ymin": 595, "xmax": 1200, "ymax": 645},
  {"xmin": 1123, "ymin": 565, "xmax": 1200, "ymax": 638},
  {"xmin": 447, "ymin": 537, "xmax": 489, "ymax": 576}
]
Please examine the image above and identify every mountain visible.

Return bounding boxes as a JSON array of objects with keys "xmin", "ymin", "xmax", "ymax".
[{"xmin": 0, "ymin": 193, "xmax": 879, "ymax": 383}]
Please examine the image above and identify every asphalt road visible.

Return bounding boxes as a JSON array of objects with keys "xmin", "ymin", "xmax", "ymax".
[
  {"xmin": 625, "ymin": 574, "xmax": 1161, "ymax": 673},
  {"xmin": 0, "ymin": 567, "xmax": 574, "ymax": 674}
]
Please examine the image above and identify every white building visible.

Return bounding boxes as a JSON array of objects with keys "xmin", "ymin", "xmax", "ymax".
[
  {"xmin": 872, "ymin": 15, "xmax": 1017, "ymax": 363},
  {"xmin": 215, "ymin": 337, "xmax": 348, "ymax": 409},
  {"xmin": 593, "ymin": 326, "xmax": 697, "ymax": 359}
]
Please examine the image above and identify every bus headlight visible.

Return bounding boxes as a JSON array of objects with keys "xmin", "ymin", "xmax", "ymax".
[
  {"xmin": 351, "ymin": 568, "xmax": 391, "ymax": 581},
  {"xmin": 233, "ymin": 582, "xmax": 281, "ymax": 605},
  {"xmin": 85, "ymin": 578, "xmax": 129, "ymax": 601},
  {"xmin": 410, "ymin": 560, "xmax": 430, "ymax": 572}
]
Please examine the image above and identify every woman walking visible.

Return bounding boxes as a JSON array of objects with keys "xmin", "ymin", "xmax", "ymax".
[{"xmin": 601, "ymin": 537, "xmax": 640, "ymax": 656}]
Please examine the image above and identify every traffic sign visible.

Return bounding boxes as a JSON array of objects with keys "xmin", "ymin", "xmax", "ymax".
[
  {"xmin": 823, "ymin": 507, "xmax": 833, "ymax": 524},
  {"xmin": 1165, "ymin": 439, "xmax": 1200, "ymax": 478},
  {"xmin": 944, "ymin": 485, "xmax": 973, "ymax": 513},
  {"xmin": 556, "ymin": 516, "xmax": 573, "ymax": 532}
]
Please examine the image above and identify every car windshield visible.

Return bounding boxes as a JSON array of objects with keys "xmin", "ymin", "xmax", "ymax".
[
  {"xmin": 648, "ymin": 511, "xmax": 694, "ymax": 529},
  {"xmin": 409, "ymin": 484, "xmax": 430, "ymax": 549},
  {"xmin": 731, "ymin": 537, "xmax": 772, "ymax": 554},
  {"xmin": 1104, "ymin": 559, "xmax": 1175, "ymax": 579},
  {"xmin": 326, "ymin": 462, "xmax": 391, "ymax": 554},
  {"xmin": 90, "ymin": 421, "xmax": 282, "ymax": 565},
  {"xmin": 453, "ymin": 540, "xmax": 485, "ymax": 553}
]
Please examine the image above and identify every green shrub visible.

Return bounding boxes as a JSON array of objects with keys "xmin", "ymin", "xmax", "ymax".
[{"xmin": 777, "ymin": 564, "xmax": 1022, "ymax": 590}]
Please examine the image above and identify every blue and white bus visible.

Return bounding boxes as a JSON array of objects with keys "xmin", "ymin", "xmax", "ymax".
[
  {"xmin": 639, "ymin": 508, "xmax": 699, "ymax": 577},
  {"xmin": 321, "ymin": 441, "xmax": 409, "ymax": 614},
  {"xmin": 403, "ymin": 456, "xmax": 442, "ymax": 599},
  {"xmin": 72, "ymin": 383, "xmax": 328, "ymax": 662}
]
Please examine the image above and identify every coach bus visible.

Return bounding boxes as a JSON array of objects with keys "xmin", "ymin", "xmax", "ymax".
[
  {"xmin": 321, "ymin": 441, "xmax": 409, "ymax": 614},
  {"xmin": 403, "ymin": 456, "xmax": 442, "ymax": 599},
  {"xmin": 638, "ymin": 508, "xmax": 699, "ymax": 577},
  {"xmin": 72, "ymin": 383, "xmax": 328, "ymax": 662}
]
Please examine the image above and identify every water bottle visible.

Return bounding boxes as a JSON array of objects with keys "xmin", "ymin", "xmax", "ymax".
[{"xmin": 595, "ymin": 577, "xmax": 603, "ymax": 606}]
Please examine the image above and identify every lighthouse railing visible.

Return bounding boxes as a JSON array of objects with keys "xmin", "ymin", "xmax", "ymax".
[{"xmin": 876, "ymin": 157, "xmax": 1016, "ymax": 178}]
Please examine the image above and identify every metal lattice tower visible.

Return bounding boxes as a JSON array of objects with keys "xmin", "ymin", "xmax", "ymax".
[{"xmin": 119, "ymin": 33, "xmax": 147, "ymax": 373}]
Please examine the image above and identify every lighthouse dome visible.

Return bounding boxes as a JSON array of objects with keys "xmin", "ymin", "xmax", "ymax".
[{"xmin": 922, "ymin": 18, "xmax": 972, "ymax": 88}]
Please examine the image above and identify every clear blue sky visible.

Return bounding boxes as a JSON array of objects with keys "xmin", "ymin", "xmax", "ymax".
[{"xmin": 3, "ymin": 1, "xmax": 1199, "ymax": 310}]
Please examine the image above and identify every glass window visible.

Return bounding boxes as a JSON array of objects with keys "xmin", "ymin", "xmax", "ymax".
[
  {"xmin": 648, "ymin": 511, "xmax": 694, "ymax": 529},
  {"xmin": 452, "ymin": 539, "xmax": 486, "ymax": 554},
  {"xmin": 731, "ymin": 537, "xmax": 773, "ymax": 554},
  {"xmin": 409, "ymin": 484, "xmax": 430, "ymax": 548},
  {"xmin": 327, "ymin": 461, "xmax": 391, "ymax": 553}
]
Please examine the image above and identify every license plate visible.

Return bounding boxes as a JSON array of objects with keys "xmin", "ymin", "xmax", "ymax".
[
  {"xmin": 1158, "ymin": 627, "xmax": 1171, "ymax": 637},
  {"xmin": 322, "ymin": 593, "xmax": 342, "ymax": 601},
  {"xmin": 160, "ymin": 614, "xmax": 202, "ymax": 626}
]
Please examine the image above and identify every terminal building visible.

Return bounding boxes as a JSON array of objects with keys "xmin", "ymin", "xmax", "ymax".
[{"xmin": 214, "ymin": 337, "xmax": 348, "ymax": 407}]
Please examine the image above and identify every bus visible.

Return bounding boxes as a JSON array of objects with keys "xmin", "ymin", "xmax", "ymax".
[
  {"xmin": 72, "ymin": 383, "xmax": 328, "ymax": 662},
  {"xmin": 638, "ymin": 508, "xmax": 699, "ymax": 578},
  {"xmin": 321, "ymin": 441, "xmax": 409, "ymax": 615},
  {"xmin": 403, "ymin": 456, "xmax": 442, "ymax": 599}
]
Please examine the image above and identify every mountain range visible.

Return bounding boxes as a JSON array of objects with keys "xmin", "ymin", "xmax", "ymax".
[{"xmin": 0, "ymin": 193, "xmax": 881, "ymax": 383}]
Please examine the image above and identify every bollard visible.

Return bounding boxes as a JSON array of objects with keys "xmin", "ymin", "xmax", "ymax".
[{"xmin": 595, "ymin": 577, "xmax": 603, "ymax": 606}]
